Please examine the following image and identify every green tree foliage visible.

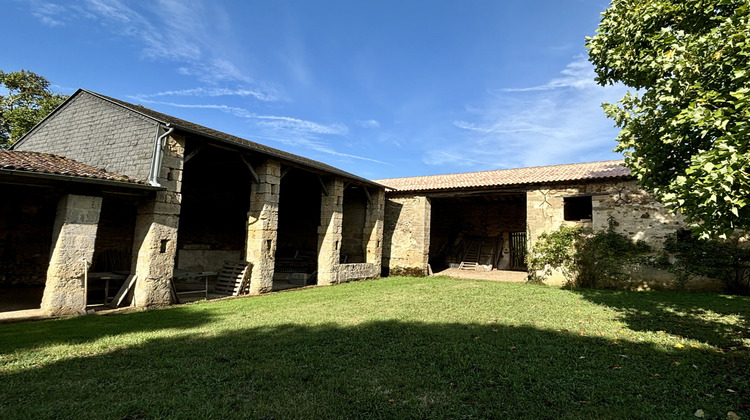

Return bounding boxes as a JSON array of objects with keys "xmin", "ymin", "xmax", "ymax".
[
  {"xmin": 587, "ymin": 0, "xmax": 750, "ymax": 237},
  {"xmin": 0, "ymin": 70, "xmax": 68, "ymax": 148}
]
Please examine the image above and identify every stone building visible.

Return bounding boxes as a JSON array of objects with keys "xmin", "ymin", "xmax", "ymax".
[
  {"xmin": 376, "ymin": 161, "xmax": 692, "ymax": 288},
  {"xmin": 6, "ymin": 89, "xmax": 385, "ymax": 316}
]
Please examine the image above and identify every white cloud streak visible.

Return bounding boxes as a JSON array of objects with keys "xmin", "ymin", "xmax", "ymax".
[{"xmin": 424, "ymin": 57, "xmax": 628, "ymax": 170}]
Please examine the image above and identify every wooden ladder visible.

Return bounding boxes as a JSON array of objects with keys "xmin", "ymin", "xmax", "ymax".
[
  {"xmin": 213, "ymin": 261, "xmax": 251, "ymax": 296},
  {"xmin": 459, "ymin": 240, "xmax": 482, "ymax": 270}
]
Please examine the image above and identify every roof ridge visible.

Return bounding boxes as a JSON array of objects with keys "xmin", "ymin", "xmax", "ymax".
[{"xmin": 374, "ymin": 159, "xmax": 626, "ymax": 182}]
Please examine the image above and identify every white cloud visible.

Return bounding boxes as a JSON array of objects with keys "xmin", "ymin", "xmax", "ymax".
[
  {"xmin": 254, "ymin": 115, "xmax": 348, "ymax": 136},
  {"xmin": 25, "ymin": 0, "xmax": 254, "ymax": 85},
  {"xmin": 356, "ymin": 119, "xmax": 380, "ymax": 128},
  {"xmin": 134, "ymin": 87, "xmax": 280, "ymax": 102},
  {"xmin": 424, "ymin": 57, "xmax": 628, "ymax": 170}
]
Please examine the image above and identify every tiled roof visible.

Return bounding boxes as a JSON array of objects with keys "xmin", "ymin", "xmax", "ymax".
[
  {"xmin": 0, "ymin": 150, "xmax": 149, "ymax": 185},
  {"xmin": 81, "ymin": 90, "xmax": 383, "ymax": 188},
  {"xmin": 374, "ymin": 160, "xmax": 632, "ymax": 192}
]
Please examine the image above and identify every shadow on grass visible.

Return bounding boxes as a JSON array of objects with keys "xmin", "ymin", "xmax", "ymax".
[
  {"xmin": 574, "ymin": 289, "xmax": 750, "ymax": 350},
  {"xmin": 0, "ymin": 306, "xmax": 218, "ymax": 354},
  {"xmin": 1, "ymin": 320, "xmax": 748, "ymax": 419}
]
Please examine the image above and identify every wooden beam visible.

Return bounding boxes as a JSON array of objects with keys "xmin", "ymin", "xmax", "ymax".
[
  {"xmin": 363, "ymin": 186, "xmax": 372, "ymax": 203},
  {"xmin": 318, "ymin": 176, "xmax": 329, "ymax": 196},
  {"xmin": 183, "ymin": 144, "xmax": 205, "ymax": 163},
  {"xmin": 109, "ymin": 275, "xmax": 137, "ymax": 308},
  {"xmin": 281, "ymin": 168, "xmax": 291, "ymax": 180},
  {"xmin": 240, "ymin": 155, "xmax": 260, "ymax": 184}
]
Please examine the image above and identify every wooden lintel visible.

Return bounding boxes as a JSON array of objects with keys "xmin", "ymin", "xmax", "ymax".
[
  {"xmin": 318, "ymin": 176, "xmax": 329, "ymax": 196},
  {"xmin": 240, "ymin": 155, "xmax": 260, "ymax": 184},
  {"xmin": 363, "ymin": 186, "xmax": 372, "ymax": 203},
  {"xmin": 184, "ymin": 145, "xmax": 205, "ymax": 163}
]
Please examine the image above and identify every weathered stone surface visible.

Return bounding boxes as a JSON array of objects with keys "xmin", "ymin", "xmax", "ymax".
[
  {"xmin": 132, "ymin": 134, "xmax": 184, "ymax": 307},
  {"xmin": 41, "ymin": 194, "xmax": 102, "ymax": 316},
  {"xmin": 338, "ymin": 263, "xmax": 379, "ymax": 282},
  {"xmin": 246, "ymin": 159, "xmax": 281, "ymax": 294},
  {"xmin": 364, "ymin": 188, "xmax": 385, "ymax": 268},
  {"xmin": 318, "ymin": 178, "xmax": 344, "ymax": 285},
  {"xmin": 383, "ymin": 195, "xmax": 431, "ymax": 275}
]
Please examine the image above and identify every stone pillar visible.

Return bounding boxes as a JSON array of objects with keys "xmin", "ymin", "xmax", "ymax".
[
  {"xmin": 132, "ymin": 134, "xmax": 184, "ymax": 307},
  {"xmin": 246, "ymin": 159, "xmax": 281, "ymax": 294},
  {"xmin": 318, "ymin": 177, "xmax": 344, "ymax": 285},
  {"xmin": 41, "ymin": 194, "xmax": 103, "ymax": 316},
  {"xmin": 364, "ymin": 188, "xmax": 385, "ymax": 268},
  {"xmin": 382, "ymin": 195, "xmax": 431, "ymax": 276}
]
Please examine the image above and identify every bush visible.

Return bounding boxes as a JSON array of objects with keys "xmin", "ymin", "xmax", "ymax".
[
  {"xmin": 662, "ymin": 229, "xmax": 750, "ymax": 295},
  {"xmin": 526, "ymin": 225, "xmax": 581, "ymax": 284},
  {"xmin": 527, "ymin": 217, "xmax": 651, "ymax": 289}
]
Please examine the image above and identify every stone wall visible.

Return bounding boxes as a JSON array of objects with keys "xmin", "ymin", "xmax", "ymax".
[
  {"xmin": 132, "ymin": 133, "xmax": 184, "ymax": 307},
  {"xmin": 527, "ymin": 180, "xmax": 683, "ymax": 250},
  {"xmin": 41, "ymin": 194, "xmax": 103, "ymax": 316},
  {"xmin": 317, "ymin": 178, "xmax": 344, "ymax": 285},
  {"xmin": 338, "ymin": 263, "xmax": 380, "ymax": 282},
  {"xmin": 383, "ymin": 195, "xmax": 430, "ymax": 276},
  {"xmin": 14, "ymin": 91, "xmax": 158, "ymax": 181},
  {"xmin": 246, "ymin": 160, "xmax": 281, "ymax": 294},
  {"xmin": 526, "ymin": 179, "xmax": 705, "ymax": 290}
]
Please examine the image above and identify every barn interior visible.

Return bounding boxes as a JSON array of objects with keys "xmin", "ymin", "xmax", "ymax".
[{"xmin": 428, "ymin": 192, "xmax": 527, "ymax": 272}]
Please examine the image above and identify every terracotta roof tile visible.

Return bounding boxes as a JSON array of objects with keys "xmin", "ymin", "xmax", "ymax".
[
  {"xmin": 0, "ymin": 150, "xmax": 148, "ymax": 185},
  {"xmin": 374, "ymin": 160, "xmax": 632, "ymax": 192}
]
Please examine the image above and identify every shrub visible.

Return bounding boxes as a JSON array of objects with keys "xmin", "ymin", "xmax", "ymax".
[
  {"xmin": 526, "ymin": 225, "xmax": 582, "ymax": 285},
  {"xmin": 527, "ymin": 217, "xmax": 651, "ymax": 289},
  {"xmin": 662, "ymin": 229, "xmax": 750, "ymax": 295}
]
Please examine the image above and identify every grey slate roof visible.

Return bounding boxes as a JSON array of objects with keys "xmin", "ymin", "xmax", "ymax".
[{"xmin": 81, "ymin": 90, "xmax": 383, "ymax": 188}]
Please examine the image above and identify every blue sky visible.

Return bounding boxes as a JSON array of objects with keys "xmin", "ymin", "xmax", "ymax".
[{"xmin": 4, "ymin": 0, "xmax": 626, "ymax": 180}]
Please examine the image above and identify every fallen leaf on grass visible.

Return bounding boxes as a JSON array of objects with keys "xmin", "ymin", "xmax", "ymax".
[
  {"xmin": 675, "ymin": 343, "xmax": 685, "ymax": 348},
  {"xmin": 610, "ymin": 365, "xmax": 621, "ymax": 370},
  {"xmin": 694, "ymin": 409, "xmax": 705, "ymax": 418},
  {"xmin": 727, "ymin": 412, "xmax": 740, "ymax": 420}
]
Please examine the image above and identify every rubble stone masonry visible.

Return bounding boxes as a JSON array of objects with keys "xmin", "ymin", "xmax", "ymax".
[
  {"xmin": 383, "ymin": 195, "xmax": 431, "ymax": 276},
  {"xmin": 132, "ymin": 133, "xmax": 184, "ymax": 307},
  {"xmin": 318, "ymin": 178, "xmax": 344, "ymax": 285},
  {"xmin": 41, "ymin": 194, "xmax": 102, "ymax": 316},
  {"xmin": 246, "ymin": 159, "xmax": 281, "ymax": 294}
]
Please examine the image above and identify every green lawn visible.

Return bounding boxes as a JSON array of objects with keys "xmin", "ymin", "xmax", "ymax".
[{"xmin": 1, "ymin": 276, "xmax": 748, "ymax": 419}]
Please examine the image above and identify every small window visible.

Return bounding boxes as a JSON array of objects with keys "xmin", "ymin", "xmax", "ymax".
[{"xmin": 564, "ymin": 196, "xmax": 592, "ymax": 221}]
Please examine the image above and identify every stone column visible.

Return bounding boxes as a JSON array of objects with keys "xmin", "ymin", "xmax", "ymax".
[
  {"xmin": 317, "ymin": 177, "xmax": 344, "ymax": 285},
  {"xmin": 364, "ymin": 188, "xmax": 385, "ymax": 268},
  {"xmin": 246, "ymin": 159, "xmax": 281, "ymax": 294},
  {"xmin": 41, "ymin": 194, "xmax": 103, "ymax": 316},
  {"xmin": 382, "ymin": 195, "xmax": 431, "ymax": 276},
  {"xmin": 132, "ymin": 134, "xmax": 184, "ymax": 307}
]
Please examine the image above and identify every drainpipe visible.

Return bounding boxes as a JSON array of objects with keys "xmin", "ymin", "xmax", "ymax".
[{"xmin": 147, "ymin": 125, "xmax": 175, "ymax": 187}]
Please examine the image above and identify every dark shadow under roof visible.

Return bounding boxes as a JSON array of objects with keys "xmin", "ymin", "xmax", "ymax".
[{"xmin": 82, "ymin": 90, "xmax": 383, "ymax": 188}]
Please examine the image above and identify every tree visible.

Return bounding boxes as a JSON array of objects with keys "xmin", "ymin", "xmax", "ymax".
[
  {"xmin": 0, "ymin": 70, "xmax": 68, "ymax": 148},
  {"xmin": 586, "ymin": 0, "xmax": 750, "ymax": 237}
]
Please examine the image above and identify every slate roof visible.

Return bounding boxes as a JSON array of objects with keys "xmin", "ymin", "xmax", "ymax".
[
  {"xmin": 0, "ymin": 150, "xmax": 150, "ymax": 186},
  {"xmin": 374, "ymin": 160, "xmax": 632, "ymax": 192},
  {"xmin": 81, "ymin": 90, "xmax": 383, "ymax": 188}
]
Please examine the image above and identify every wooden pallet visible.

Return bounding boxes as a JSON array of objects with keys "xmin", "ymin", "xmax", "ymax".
[{"xmin": 213, "ymin": 261, "xmax": 251, "ymax": 296}]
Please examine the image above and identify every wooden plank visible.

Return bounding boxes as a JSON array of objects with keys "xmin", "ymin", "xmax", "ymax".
[{"xmin": 109, "ymin": 274, "xmax": 137, "ymax": 308}]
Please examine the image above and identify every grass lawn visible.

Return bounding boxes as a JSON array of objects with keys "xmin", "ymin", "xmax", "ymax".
[{"xmin": 1, "ymin": 276, "xmax": 748, "ymax": 419}]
